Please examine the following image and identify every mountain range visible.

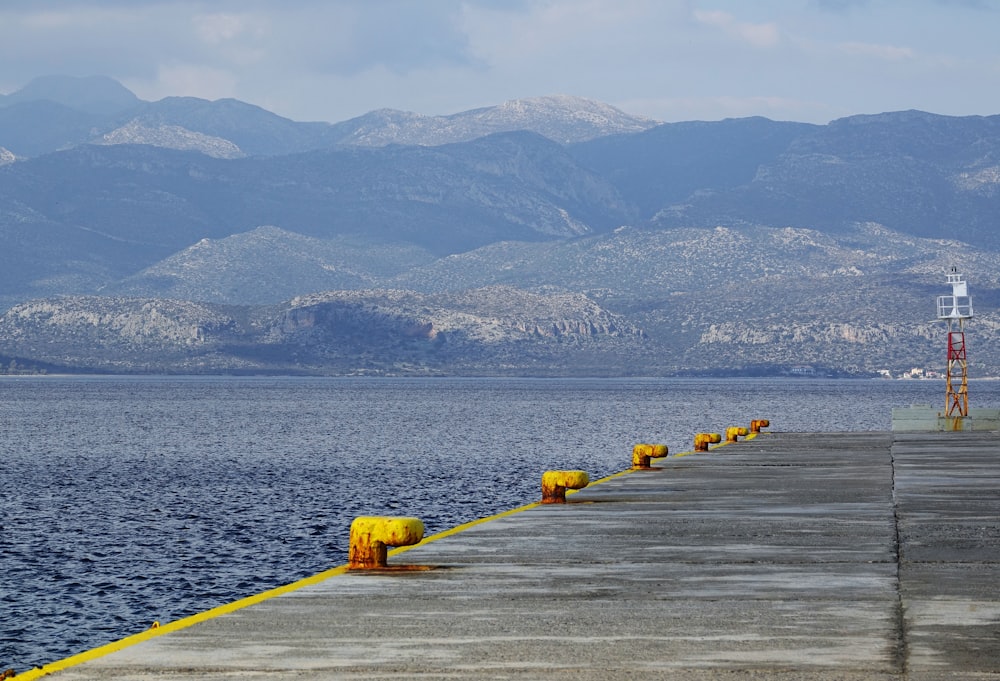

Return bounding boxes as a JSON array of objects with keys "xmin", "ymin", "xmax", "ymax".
[{"xmin": 1, "ymin": 75, "xmax": 998, "ymax": 377}]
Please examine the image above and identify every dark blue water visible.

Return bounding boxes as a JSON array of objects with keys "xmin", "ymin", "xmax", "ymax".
[{"xmin": 2, "ymin": 376, "xmax": 997, "ymax": 672}]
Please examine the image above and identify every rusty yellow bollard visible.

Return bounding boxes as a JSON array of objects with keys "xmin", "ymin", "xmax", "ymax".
[
  {"xmin": 750, "ymin": 419, "xmax": 770, "ymax": 433},
  {"xmin": 632, "ymin": 443, "xmax": 668, "ymax": 469},
  {"xmin": 541, "ymin": 470, "xmax": 589, "ymax": 503},
  {"xmin": 348, "ymin": 516, "xmax": 425, "ymax": 569},
  {"xmin": 694, "ymin": 432, "xmax": 722, "ymax": 452},
  {"xmin": 725, "ymin": 426, "xmax": 750, "ymax": 443}
]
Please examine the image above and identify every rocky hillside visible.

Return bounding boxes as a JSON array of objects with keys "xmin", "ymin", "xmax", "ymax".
[
  {"xmin": 0, "ymin": 288, "xmax": 643, "ymax": 375},
  {"xmin": 328, "ymin": 95, "xmax": 659, "ymax": 147},
  {"xmin": 106, "ymin": 227, "xmax": 438, "ymax": 304},
  {"xmin": 94, "ymin": 120, "xmax": 245, "ymax": 159},
  {"xmin": 4, "ymin": 223, "xmax": 999, "ymax": 377}
]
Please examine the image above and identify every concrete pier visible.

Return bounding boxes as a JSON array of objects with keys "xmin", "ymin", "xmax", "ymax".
[{"xmin": 27, "ymin": 431, "xmax": 1000, "ymax": 680}]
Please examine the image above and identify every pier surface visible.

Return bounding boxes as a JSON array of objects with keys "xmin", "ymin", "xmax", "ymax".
[{"xmin": 36, "ymin": 431, "xmax": 1000, "ymax": 680}]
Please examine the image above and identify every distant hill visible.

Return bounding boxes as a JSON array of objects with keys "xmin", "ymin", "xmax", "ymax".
[
  {"xmin": 0, "ymin": 129, "xmax": 630, "ymax": 303},
  {"xmin": 107, "ymin": 227, "xmax": 438, "ymax": 304},
  {"xmin": 0, "ymin": 287, "xmax": 644, "ymax": 376},
  {"xmin": 109, "ymin": 96, "xmax": 333, "ymax": 156},
  {"xmin": 0, "ymin": 75, "xmax": 140, "ymax": 115},
  {"xmin": 5, "ymin": 223, "xmax": 1000, "ymax": 377},
  {"xmin": 0, "ymin": 100, "xmax": 104, "ymax": 156},
  {"xmin": 569, "ymin": 117, "xmax": 819, "ymax": 218},
  {"xmin": 327, "ymin": 95, "xmax": 659, "ymax": 147},
  {"xmin": 644, "ymin": 110, "xmax": 1000, "ymax": 249}
]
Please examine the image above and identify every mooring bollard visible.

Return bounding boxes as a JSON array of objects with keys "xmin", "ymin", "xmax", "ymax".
[
  {"xmin": 541, "ymin": 470, "xmax": 589, "ymax": 503},
  {"xmin": 694, "ymin": 432, "xmax": 722, "ymax": 451},
  {"xmin": 750, "ymin": 419, "xmax": 770, "ymax": 433},
  {"xmin": 632, "ymin": 443, "xmax": 668, "ymax": 468},
  {"xmin": 725, "ymin": 426, "xmax": 749, "ymax": 443},
  {"xmin": 348, "ymin": 516, "xmax": 425, "ymax": 569}
]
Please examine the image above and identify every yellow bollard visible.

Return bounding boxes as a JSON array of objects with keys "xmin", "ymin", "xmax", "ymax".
[
  {"xmin": 541, "ymin": 470, "xmax": 589, "ymax": 503},
  {"xmin": 632, "ymin": 443, "xmax": 668, "ymax": 468},
  {"xmin": 750, "ymin": 419, "xmax": 770, "ymax": 433},
  {"xmin": 725, "ymin": 426, "xmax": 749, "ymax": 443},
  {"xmin": 694, "ymin": 433, "xmax": 722, "ymax": 451},
  {"xmin": 348, "ymin": 516, "xmax": 425, "ymax": 569}
]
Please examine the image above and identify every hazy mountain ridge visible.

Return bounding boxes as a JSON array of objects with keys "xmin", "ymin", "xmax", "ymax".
[
  {"xmin": 0, "ymin": 77, "xmax": 657, "ymax": 158},
  {"xmin": 0, "ymin": 130, "xmax": 631, "ymax": 296},
  {"xmin": 0, "ymin": 75, "xmax": 140, "ymax": 116},
  {"xmin": 569, "ymin": 117, "xmax": 820, "ymax": 218},
  {"xmin": 6, "ymin": 103, "xmax": 998, "ymax": 308},
  {"xmin": 649, "ymin": 111, "xmax": 1000, "ymax": 249},
  {"xmin": 3, "ymin": 75, "xmax": 1000, "ymax": 376},
  {"xmin": 331, "ymin": 95, "xmax": 659, "ymax": 147}
]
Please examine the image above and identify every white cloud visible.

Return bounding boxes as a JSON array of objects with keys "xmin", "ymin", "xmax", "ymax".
[
  {"xmin": 838, "ymin": 41, "xmax": 915, "ymax": 60},
  {"xmin": 21, "ymin": 10, "xmax": 84, "ymax": 29},
  {"xmin": 1, "ymin": 0, "xmax": 999, "ymax": 124},
  {"xmin": 127, "ymin": 63, "xmax": 239, "ymax": 102},
  {"xmin": 191, "ymin": 12, "xmax": 269, "ymax": 67},
  {"xmin": 692, "ymin": 9, "xmax": 780, "ymax": 48},
  {"xmin": 462, "ymin": 0, "xmax": 680, "ymax": 64},
  {"xmin": 192, "ymin": 12, "xmax": 261, "ymax": 46}
]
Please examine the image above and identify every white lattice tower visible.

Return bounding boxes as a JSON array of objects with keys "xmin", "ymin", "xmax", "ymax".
[{"xmin": 936, "ymin": 268, "xmax": 973, "ymax": 418}]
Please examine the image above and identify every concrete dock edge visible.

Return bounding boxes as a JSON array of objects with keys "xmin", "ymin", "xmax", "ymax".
[{"xmin": 20, "ymin": 430, "xmax": 1000, "ymax": 680}]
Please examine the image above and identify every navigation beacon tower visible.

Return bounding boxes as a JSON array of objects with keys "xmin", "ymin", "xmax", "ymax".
[{"xmin": 936, "ymin": 267, "xmax": 973, "ymax": 418}]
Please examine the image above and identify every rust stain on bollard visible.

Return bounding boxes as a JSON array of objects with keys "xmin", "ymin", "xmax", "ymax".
[
  {"xmin": 348, "ymin": 516, "xmax": 425, "ymax": 569},
  {"xmin": 694, "ymin": 433, "xmax": 722, "ymax": 452},
  {"xmin": 632, "ymin": 443, "xmax": 668, "ymax": 469},
  {"xmin": 541, "ymin": 470, "xmax": 589, "ymax": 503},
  {"xmin": 725, "ymin": 426, "xmax": 749, "ymax": 443}
]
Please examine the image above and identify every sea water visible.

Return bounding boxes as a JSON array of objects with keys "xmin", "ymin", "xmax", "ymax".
[{"xmin": 2, "ymin": 376, "xmax": 997, "ymax": 672}]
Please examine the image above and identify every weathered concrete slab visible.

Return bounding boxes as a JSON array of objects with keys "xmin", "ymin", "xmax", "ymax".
[
  {"xmin": 31, "ymin": 431, "xmax": 1000, "ymax": 680},
  {"xmin": 891, "ymin": 432, "xmax": 1000, "ymax": 679}
]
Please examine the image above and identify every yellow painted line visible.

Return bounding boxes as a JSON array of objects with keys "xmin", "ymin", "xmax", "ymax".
[
  {"xmin": 391, "ymin": 499, "xmax": 541, "ymax": 552},
  {"xmin": 17, "ymin": 562, "xmax": 351, "ymax": 680},
  {"xmin": 576, "ymin": 465, "xmax": 636, "ymax": 487},
  {"xmin": 394, "ymin": 463, "xmax": 639, "ymax": 554},
  {"xmin": 671, "ymin": 430, "xmax": 765, "ymax": 457}
]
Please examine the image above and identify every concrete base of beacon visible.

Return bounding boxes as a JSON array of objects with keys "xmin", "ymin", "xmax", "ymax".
[{"xmin": 891, "ymin": 405, "xmax": 1000, "ymax": 431}]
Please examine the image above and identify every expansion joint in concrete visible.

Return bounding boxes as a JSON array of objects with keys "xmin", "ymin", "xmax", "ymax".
[{"xmin": 889, "ymin": 435, "xmax": 910, "ymax": 678}]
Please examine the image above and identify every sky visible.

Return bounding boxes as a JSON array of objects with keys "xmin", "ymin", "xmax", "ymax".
[{"xmin": 0, "ymin": 0, "xmax": 998, "ymax": 125}]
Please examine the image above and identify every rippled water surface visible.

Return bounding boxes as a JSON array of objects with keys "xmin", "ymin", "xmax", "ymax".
[{"xmin": 3, "ymin": 376, "xmax": 998, "ymax": 672}]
